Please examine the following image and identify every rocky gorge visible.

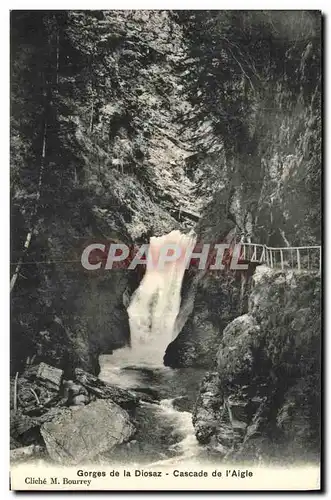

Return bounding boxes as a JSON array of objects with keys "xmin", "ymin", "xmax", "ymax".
[
  {"xmin": 193, "ymin": 267, "xmax": 321, "ymax": 463},
  {"xmin": 10, "ymin": 10, "xmax": 321, "ymax": 466}
]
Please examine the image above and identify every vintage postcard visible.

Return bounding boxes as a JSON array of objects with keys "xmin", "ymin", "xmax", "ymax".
[{"xmin": 10, "ymin": 10, "xmax": 322, "ymax": 491}]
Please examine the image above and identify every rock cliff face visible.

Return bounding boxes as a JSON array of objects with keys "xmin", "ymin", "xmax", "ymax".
[
  {"xmin": 165, "ymin": 266, "xmax": 256, "ymax": 368},
  {"xmin": 11, "ymin": 11, "xmax": 321, "ymax": 387},
  {"xmin": 192, "ymin": 267, "xmax": 321, "ymax": 463},
  {"xmin": 164, "ymin": 11, "xmax": 321, "ymax": 370},
  {"xmin": 10, "ymin": 11, "xmax": 209, "ymax": 375},
  {"xmin": 11, "ymin": 11, "xmax": 322, "ymax": 469}
]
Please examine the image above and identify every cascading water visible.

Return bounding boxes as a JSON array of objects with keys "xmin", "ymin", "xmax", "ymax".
[
  {"xmin": 110, "ymin": 230, "xmax": 196, "ymax": 367},
  {"xmin": 100, "ymin": 230, "xmax": 204, "ymax": 466}
]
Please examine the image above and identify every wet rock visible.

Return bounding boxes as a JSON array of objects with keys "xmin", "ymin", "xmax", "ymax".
[
  {"xmin": 131, "ymin": 387, "xmax": 160, "ymax": 403},
  {"xmin": 40, "ymin": 399, "xmax": 135, "ymax": 465},
  {"xmin": 75, "ymin": 368, "xmax": 139, "ymax": 409},
  {"xmin": 172, "ymin": 396, "xmax": 191, "ymax": 412}
]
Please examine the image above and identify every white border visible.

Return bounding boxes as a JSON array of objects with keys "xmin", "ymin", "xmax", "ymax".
[
  {"xmin": 0, "ymin": 1, "xmax": 329, "ymax": 9},
  {"xmin": 1, "ymin": 3, "xmax": 328, "ymax": 498}
]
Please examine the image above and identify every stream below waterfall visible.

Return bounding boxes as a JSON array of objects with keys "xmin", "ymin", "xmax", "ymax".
[
  {"xmin": 99, "ymin": 353, "xmax": 208, "ymax": 466},
  {"xmin": 99, "ymin": 231, "xmax": 211, "ymax": 466}
]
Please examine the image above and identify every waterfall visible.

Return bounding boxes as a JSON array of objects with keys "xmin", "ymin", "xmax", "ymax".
[{"xmin": 110, "ymin": 230, "xmax": 196, "ymax": 367}]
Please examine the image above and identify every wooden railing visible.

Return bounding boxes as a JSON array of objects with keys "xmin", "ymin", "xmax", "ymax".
[{"xmin": 240, "ymin": 243, "xmax": 322, "ymax": 273}]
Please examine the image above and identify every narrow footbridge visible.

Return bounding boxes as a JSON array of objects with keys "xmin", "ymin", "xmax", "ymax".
[{"xmin": 239, "ymin": 243, "xmax": 322, "ymax": 273}]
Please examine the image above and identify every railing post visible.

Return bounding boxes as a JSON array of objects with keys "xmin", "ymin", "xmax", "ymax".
[
  {"xmin": 280, "ymin": 249, "xmax": 284, "ymax": 270},
  {"xmin": 237, "ymin": 243, "xmax": 320, "ymax": 272}
]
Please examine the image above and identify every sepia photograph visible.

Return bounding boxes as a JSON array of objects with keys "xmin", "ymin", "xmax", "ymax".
[{"xmin": 9, "ymin": 9, "xmax": 322, "ymax": 491}]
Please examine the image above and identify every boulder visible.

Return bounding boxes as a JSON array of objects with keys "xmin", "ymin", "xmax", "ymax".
[
  {"xmin": 164, "ymin": 271, "xmax": 248, "ymax": 369},
  {"xmin": 40, "ymin": 399, "xmax": 135, "ymax": 464},
  {"xmin": 165, "ymin": 313, "xmax": 220, "ymax": 368},
  {"xmin": 217, "ymin": 314, "xmax": 261, "ymax": 384}
]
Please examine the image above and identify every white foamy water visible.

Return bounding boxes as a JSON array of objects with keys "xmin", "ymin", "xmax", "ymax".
[
  {"xmin": 151, "ymin": 398, "xmax": 200, "ymax": 464},
  {"xmin": 99, "ymin": 230, "xmax": 201, "ymax": 465},
  {"xmin": 99, "ymin": 362, "xmax": 203, "ymax": 465},
  {"xmin": 110, "ymin": 230, "xmax": 196, "ymax": 367}
]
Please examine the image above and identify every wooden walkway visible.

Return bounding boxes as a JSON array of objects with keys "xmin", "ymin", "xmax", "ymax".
[{"xmin": 239, "ymin": 243, "xmax": 322, "ymax": 273}]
